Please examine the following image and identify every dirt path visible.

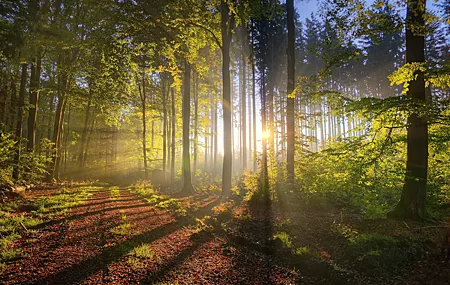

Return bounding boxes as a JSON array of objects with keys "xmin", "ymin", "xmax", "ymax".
[{"xmin": 2, "ymin": 187, "xmax": 304, "ymax": 285}]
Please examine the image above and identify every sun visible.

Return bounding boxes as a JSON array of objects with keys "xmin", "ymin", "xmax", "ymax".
[{"xmin": 261, "ymin": 130, "xmax": 271, "ymax": 140}]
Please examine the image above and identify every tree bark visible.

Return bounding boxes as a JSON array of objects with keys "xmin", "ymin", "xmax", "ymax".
[
  {"xmin": 162, "ymin": 75, "xmax": 167, "ymax": 182},
  {"xmin": 193, "ymin": 72, "xmax": 199, "ymax": 177},
  {"xmin": 240, "ymin": 27, "xmax": 247, "ymax": 170},
  {"xmin": 251, "ymin": 24, "xmax": 257, "ymax": 171},
  {"xmin": 138, "ymin": 72, "xmax": 149, "ymax": 180},
  {"xmin": 12, "ymin": 64, "xmax": 27, "ymax": 180},
  {"xmin": 182, "ymin": 61, "xmax": 194, "ymax": 193},
  {"xmin": 221, "ymin": 0, "xmax": 234, "ymax": 197},
  {"xmin": 78, "ymin": 90, "xmax": 92, "ymax": 169},
  {"xmin": 171, "ymin": 86, "xmax": 176, "ymax": 183},
  {"xmin": 27, "ymin": 57, "xmax": 42, "ymax": 151}
]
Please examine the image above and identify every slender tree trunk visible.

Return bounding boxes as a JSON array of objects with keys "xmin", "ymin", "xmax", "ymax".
[
  {"xmin": 182, "ymin": 61, "xmax": 194, "ymax": 193},
  {"xmin": 78, "ymin": 91, "xmax": 92, "ymax": 169},
  {"xmin": 252, "ymin": 27, "xmax": 257, "ymax": 171},
  {"xmin": 389, "ymin": 0, "xmax": 428, "ymax": 220},
  {"xmin": 83, "ymin": 113, "xmax": 96, "ymax": 167},
  {"xmin": 162, "ymin": 76, "xmax": 167, "ymax": 182},
  {"xmin": 63, "ymin": 104, "xmax": 71, "ymax": 173},
  {"xmin": 171, "ymin": 87, "xmax": 176, "ymax": 183},
  {"xmin": 213, "ymin": 88, "xmax": 218, "ymax": 180},
  {"xmin": 0, "ymin": 84, "xmax": 7, "ymax": 127},
  {"xmin": 221, "ymin": 0, "xmax": 234, "ymax": 197},
  {"xmin": 240, "ymin": 27, "xmax": 247, "ymax": 170},
  {"xmin": 50, "ymin": 60, "xmax": 69, "ymax": 181},
  {"xmin": 138, "ymin": 72, "xmax": 148, "ymax": 180},
  {"xmin": 27, "ymin": 57, "xmax": 42, "ymax": 151},
  {"xmin": 12, "ymin": 64, "xmax": 27, "ymax": 180},
  {"xmin": 193, "ymin": 72, "xmax": 199, "ymax": 177},
  {"xmin": 8, "ymin": 72, "xmax": 18, "ymax": 132},
  {"xmin": 261, "ymin": 69, "xmax": 269, "ymax": 190}
]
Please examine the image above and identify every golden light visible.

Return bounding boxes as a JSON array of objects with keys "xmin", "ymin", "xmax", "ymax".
[{"xmin": 261, "ymin": 130, "xmax": 271, "ymax": 140}]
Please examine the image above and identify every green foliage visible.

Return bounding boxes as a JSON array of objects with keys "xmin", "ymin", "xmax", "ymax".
[
  {"xmin": 271, "ymin": 232, "xmax": 293, "ymax": 249},
  {"xmin": 293, "ymin": 246, "xmax": 311, "ymax": 257},
  {"xmin": 132, "ymin": 243, "xmax": 154, "ymax": 258},
  {"xmin": 0, "ymin": 133, "xmax": 51, "ymax": 186},
  {"xmin": 109, "ymin": 186, "xmax": 121, "ymax": 201},
  {"xmin": 156, "ymin": 198, "xmax": 187, "ymax": 217},
  {"xmin": 33, "ymin": 186, "xmax": 95, "ymax": 217}
]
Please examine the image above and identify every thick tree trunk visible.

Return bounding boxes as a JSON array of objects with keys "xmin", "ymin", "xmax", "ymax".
[
  {"xmin": 182, "ymin": 61, "xmax": 194, "ymax": 193},
  {"xmin": 221, "ymin": 0, "xmax": 234, "ymax": 197},
  {"xmin": 12, "ymin": 64, "xmax": 27, "ymax": 181},
  {"xmin": 389, "ymin": 0, "xmax": 428, "ymax": 220}
]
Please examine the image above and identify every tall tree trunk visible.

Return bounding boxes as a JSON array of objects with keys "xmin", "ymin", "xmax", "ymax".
[
  {"xmin": 50, "ymin": 60, "xmax": 69, "ymax": 181},
  {"xmin": 389, "ymin": 0, "xmax": 428, "ymax": 220},
  {"xmin": 252, "ymin": 25, "xmax": 257, "ymax": 171},
  {"xmin": 138, "ymin": 72, "xmax": 148, "ymax": 180},
  {"xmin": 27, "ymin": 57, "xmax": 42, "ymax": 151},
  {"xmin": 78, "ymin": 90, "xmax": 92, "ymax": 169},
  {"xmin": 83, "ymin": 115, "xmax": 96, "ymax": 167},
  {"xmin": 12, "ymin": 64, "xmax": 27, "ymax": 181},
  {"xmin": 182, "ymin": 61, "xmax": 194, "ymax": 193},
  {"xmin": 240, "ymin": 27, "xmax": 247, "ymax": 170},
  {"xmin": 8, "ymin": 72, "xmax": 18, "ymax": 132},
  {"xmin": 261, "ymin": 69, "xmax": 269, "ymax": 190},
  {"xmin": 63, "ymin": 104, "xmax": 71, "ymax": 173},
  {"xmin": 193, "ymin": 72, "xmax": 199, "ymax": 177},
  {"xmin": 221, "ymin": 0, "xmax": 234, "ymax": 197},
  {"xmin": 213, "ymin": 88, "xmax": 218, "ymax": 180},
  {"xmin": 171, "ymin": 87, "xmax": 176, "ymax": 183},
  {"xmin": 162, "ymin": 76, "xmax": 167, "ymax": 182},
  {"xmin": 0, "ymin": 84, "xmax": 7, "ymax": 127}
]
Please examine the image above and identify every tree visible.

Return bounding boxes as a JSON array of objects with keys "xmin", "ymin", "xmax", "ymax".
[
  {"xmin": 286, "ymin": 0, "xmax": 295, "ymax": 185},
  {"xmin": 181, "ymin": 61, "xmax": 194, "ymax": 194},
  {"xmin": 389, "ymin": 0, "xmax": 428, "ymax": 220},
  {"xmin": 221, "ymin": 0, "xmax": 235, "ymax": 197}
]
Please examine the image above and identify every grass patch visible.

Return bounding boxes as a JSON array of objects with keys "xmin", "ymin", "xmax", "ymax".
[
  {"xmin": 33, "ymin": 186, "xmax": 99, "ymax": 217},
  {"xmin": 132, "ymin": 243, "xmax": 154, "ymax": 258},
  {"xmin": 109, "ymin": 186, "xmax": 121, "ymax": 201},
  {"xmin": 271, "ymin": 232, "xmax": 293, "ymax": 249},
  {"xmin": 0, "ymin": 248, "xmax": 20, "ymax": 262},
  {"xmin": 111, "ymin": 212, "xmax": 131, "ymax": 235},
  {"xmin": 293, "ymin": 246, "xmax": 310, "ymax": 256},
  {"xmin": 129, "ymin": 181, "xmax": 155, "ymax": 198},
  {"xmin": 156, "ymin": 199, "xmax": 187, "ymax": 216}
]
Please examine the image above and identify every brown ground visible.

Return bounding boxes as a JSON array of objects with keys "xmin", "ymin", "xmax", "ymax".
[{"xmin": 2, "ymin": 185, "xmax": 450, "ymax": 284}]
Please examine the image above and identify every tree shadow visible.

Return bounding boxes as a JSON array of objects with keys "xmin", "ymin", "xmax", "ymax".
[
  {"xmin": 30, "ymin": 203, "xmax": 156, "ymax": 230},
  {"xmin": 34, "ymin": 197, "xmax": 221, "ymax": 285},
  {"xmin": 141, "ymin": 233, "xmax": 214, "ymax": 284}
]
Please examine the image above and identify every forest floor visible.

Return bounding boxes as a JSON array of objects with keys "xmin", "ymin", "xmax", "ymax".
[{"xmin": 0, "ymin": 183, "xmax": 449, "ymax": 285}]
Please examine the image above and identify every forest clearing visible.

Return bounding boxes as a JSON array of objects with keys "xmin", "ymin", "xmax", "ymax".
[{"xmin": 1, "ymin": 0, "xmax": 450, "ymax": 284}]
